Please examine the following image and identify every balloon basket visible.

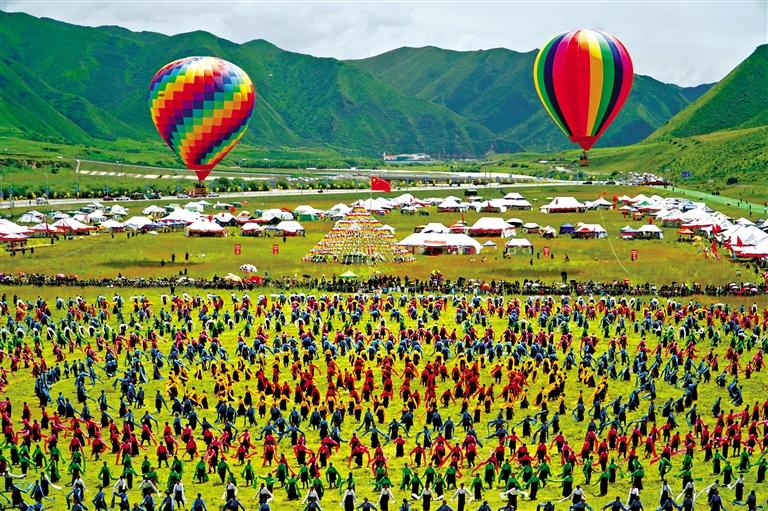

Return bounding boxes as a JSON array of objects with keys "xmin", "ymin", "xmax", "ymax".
[{"xmin": 579, "ymin": 151, "xmax": 589, "ymax": 167}]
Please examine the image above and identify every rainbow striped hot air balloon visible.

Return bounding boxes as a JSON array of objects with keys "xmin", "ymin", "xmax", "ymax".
[
  {"xmin": 533, "ymin": 29, "xmax": 633, "ymax": 152},
  {"xmin": 148, "ymin": 56, "xmax": 256, "ymax": 182}
]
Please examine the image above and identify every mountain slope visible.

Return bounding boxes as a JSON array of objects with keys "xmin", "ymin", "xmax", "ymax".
[
  {"xmin": 352, "ymin": 46, "xmax": 712, "ymax": 150},
  {"xmin": 0, "ymin": 11, "xmax": 518, "ymax": 157},
  {"xmin": 651, "ymin": 45, "xmax": 768, "ymax": 138}
]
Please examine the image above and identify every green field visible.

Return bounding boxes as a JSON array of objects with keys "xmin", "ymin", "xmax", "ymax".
[
  {"xmin": 0, "ymin": 185, "xmax": 763, "ymax": 286},
  {"xmin": 0, "ymin": 285, "xmax": 766, "ymax": 511}
]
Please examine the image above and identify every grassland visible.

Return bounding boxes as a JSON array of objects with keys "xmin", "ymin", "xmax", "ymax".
[{"xmin": 0, "ymin": 185, "xmax": 763, "ymax": 286}]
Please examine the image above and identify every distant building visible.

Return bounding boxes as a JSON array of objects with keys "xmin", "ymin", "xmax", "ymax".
[{"xmin": 382, "ymin": 153, "xmax": 432, "ymax": 163}]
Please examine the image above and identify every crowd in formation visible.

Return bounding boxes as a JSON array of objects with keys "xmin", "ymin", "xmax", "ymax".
[{"xmin": 0, "ymin": 289, "xmax": 766, "ymax": 511}]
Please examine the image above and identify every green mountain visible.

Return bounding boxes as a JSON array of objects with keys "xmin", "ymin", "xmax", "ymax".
[
  {"xmin": 351, "ymin": 47, "xmax": 712, "ymax": 150},
  {"xmin": 0, "ymin": 11, "xmax": 518, "ymax": 157},
  {"xmin": 651, "ymin": 45, "xmax": 768, "ymax": 139}
]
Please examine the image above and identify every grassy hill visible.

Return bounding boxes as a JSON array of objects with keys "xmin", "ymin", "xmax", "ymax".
[
  {"xmin": 351, "ymin": 46, "xmax": 712, "ymax": 150},
  {"xmin": 651, "ymin": 44, "xmax": 768, "ymax": 138},
  {"xmin": 0, "ymin": 11, "xmax": 519, "ymax": 158}
]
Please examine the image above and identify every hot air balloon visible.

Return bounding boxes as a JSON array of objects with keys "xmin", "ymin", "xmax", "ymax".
[
  {"xmin": 148, "ymin": 56, "xmax": 256, "ymax": 187},
  {"xmin": 533, "ymin": 29, "xmax": 633, "ymax": 166}
]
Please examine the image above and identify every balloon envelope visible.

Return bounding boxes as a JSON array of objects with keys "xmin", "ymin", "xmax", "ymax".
[
  {"xmin": 533, "ymin": 29, "xmax": 633, "ymax": 151},
  {"xmin": 148, "ymin": 56, "xmax": 256, "ymax": 181}
]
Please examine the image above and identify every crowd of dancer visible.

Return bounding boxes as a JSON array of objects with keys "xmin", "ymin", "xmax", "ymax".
[{"xmin": 0, "ymin": 289, "xmax": 765, "ymax": 511}]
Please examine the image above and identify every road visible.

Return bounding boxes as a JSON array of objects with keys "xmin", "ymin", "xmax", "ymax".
[{"xmin": 0, "ymin": 180, "xmax": 578, "ymax": 210}]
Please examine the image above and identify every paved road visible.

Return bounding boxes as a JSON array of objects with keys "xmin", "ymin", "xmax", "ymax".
[{"xmin": 0, "ymin": 180, "xmax": 579, "ymax": 211}]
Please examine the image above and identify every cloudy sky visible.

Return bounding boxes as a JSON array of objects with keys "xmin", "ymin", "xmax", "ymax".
[{"xmin": 5, "ymin": 1, "xmax": 767, "ymax": 86}]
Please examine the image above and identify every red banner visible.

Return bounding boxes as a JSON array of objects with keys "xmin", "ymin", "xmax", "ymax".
[
  {"xmin": 543, "ymin": 247, "xmax": 550, "ymax": 257},
  {"xmin": 631, "ymin": 249, "xmax": 638, "ymax": 261},
  {"xmin": 272, "ymin": 244, "xmax": 279, "ymax": 255},
  {"xmin": 371, "ymin": 176, "xmax": 391, "ymax": 192},
  {"xmin": 234, "ymin": 244, "xmax": 241, "ymax": 255}
]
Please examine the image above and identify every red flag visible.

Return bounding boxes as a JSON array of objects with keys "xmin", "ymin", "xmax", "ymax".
[
  {"xmin": 371, "ymin": 176, "xmax": 391, "ymax": 193},
  {"xmin": 612, "ymin": 194, "xmax": 618, "ymax": 206}
]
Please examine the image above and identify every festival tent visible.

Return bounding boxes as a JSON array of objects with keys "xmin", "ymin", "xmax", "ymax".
[
  {"xmin": 108, "ymin": 205, "xmax": 128, "ymax": 216},
  {"xmin": 338, "ymin": 270, "xmax": 358, "ymax": 280},
  {"xmin": 235, "ymin": 212, "xmax": 253, "ymax": 224},
  {"xmin": 29, "ymin": 223, "xmax": 62, "ymax": 237},
  {"xmin": 420, "ymin": 223, "xmax": 450, "ymax": 234},
  {"xmin": 294, "ymin": 205, "xmax": 324, "ymax": 220},
  {"xmin": 0, "ymin": 233, "xmax": 28, "ymax": 244},
  {"xmin": 85, "ymin": 210, "xmax": 107, "ymax": 224},
  {"xmin": 241, "ymin": 222, "xmax": 265, "ymax": 237},
  {"xmin": 52, "ymin": 217, "xmax": 94, "ymax": 234},
  {"xmin": 541, "ymin": 226, "xmax": 557, "ymax": 238},
  {"xmin": 329, "ymin": 203, "xmax": 352, "ymax": 218},
  {"xmin": 184, "ymin": 202, "xmax": 205, "ymax": 212},
  {"xmin": 260, "ymin": 209, "xmax": 293, "ymax": 223},
  {"xmin": 468, "ymin": 217, "xmax": 516, "ymax": 238},
  {"xmin": 522, "ymin": 222, "xmax": 541, "ymax": 234},
  {"xmin": 123, "ymin": 216, "xmax": 154, "ymax": 230},
  {"xmin": 559, "ymin": 223, "xmax": 576, "ymax": 235},
  {"xmin": 273, "ymin": 220, "xmax": 305, "ymax": 236},
  {"xmin": 504, "ymin": 238, "xmax": 534, "ymax": 255},
  {"xmin": 18, "ymin": 211, "xmax": 46, "ymax": 224},
  {"xmin": 572, "ymin": 223, "xmax": 608, "ymax": 239},
  {"xmin": 636, "ymin": 224, "xmax": 664, "ymax": 239},
  {"xmin": 735, "ymin": 217, "xmax": 755, "ymax": 226},
  {"xmin": 540, "ymin": 196, "xmax": 585, "ymax": 213},
  {"xmin": 475, "ymin": 200, "xmax": 507, "ymax": 213},
  {"xmin": 448, "ymin": 222, "xmax": 469, "ymax": 234},
  {"xmin": 99, "ymin": 219, "xmax": 125, "ymax": 232},
  {"xmin": 505, "ymin": 199, "xmax": 533, "ymax": 210},
  {"xmin": 143, "ymin": 205, "xmax": 167, "ymax": 217},
  {"xmin": 585, "ymin": 197, "xmax": 612, "ymax": 210},
  {"xmin": 437, "ymin": 198, "xmax": 468, "ymax": 213},
  {"xmin": 304, "ymin": 206, "xmax": 414, "ymax": 264},
  {"xmin": 160, "ymin": 208, "xmax": 199, "ymax": 224},
  {"xmin": 482, "ymin": 240, "xmax": 498, "ymax": 249},
  {"xmin": 185, "ymin": 218, "xmax": 226, "ymax": 237},
  {"xmin": 731, "ymin": 243, "xmax": 768, "ymax": 259},
  {"xmin": 213, "ymin": 202, "xmax": 233, "ymax": 210},
  {"xmin": 397, "ymin": 232, "xmax": 483, "ymax": 255},
  {"xmin": 503, "ymin": 192, "xmax": 524, "ymax": 200},
  {"xmin": 213, "ymin": 212, "xmax": 238, "ymax": 226},
  {"xmin": 505, "ymin": 218, "xmax": 524, "ymax": 228}
]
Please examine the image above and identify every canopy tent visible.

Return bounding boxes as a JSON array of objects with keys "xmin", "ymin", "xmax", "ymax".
[
  {"xmin": 397, "ymin": 233, "xmax": 483, "ymax": 256},
  {"xmin": 0, "ymin": 219, "xmax": 32, "ymax": 236},
  {"xmin": 273, "ymin": 220, "xmax": 305, "ymax": 236},
  {"xmin": 185, "ymin": 218, "xmax": 226, "ymax": 237},
  {"xmin": 540, "ymin": 196, "xmax": 586, "ymax": 213},
  {"xmin": 160, "ymin": 208, "xmax": 199, "ymax": 224},
  {"xmin": 184, "ymin": 202, "xmax": 205, "ymax": 212},
  {"xmin": 635, "ymin": 224, "xmax": 664, "ymax": 239},
  {"xmin": 18, "ymin": 211, "xmax": 46, "ymax": 224},
  {"xmin": 504, "ymin": 238, "xmax": 534, "ymax": 255},
  {"xmin": 52, "ymin": 217, "xmax": 94, "ymax": 234},
  {"xmin": 376, "ymin": 224, "xmax": 396, "ymax": 234},
  {"xmin": 437, "ymin": 198, "xmax": 468, "ymax": 213},
  {"xmin": 585, "ymin": 197, "xmax": 613, "ymax": 210},
  {"xmin": 338, "ymin": 270, "xmax": 358, "ymax": 279},
  {"xmin": 143, "ymin": 205, "xmax": 167, "ymax": 217},
  {"xmin": 99, "ymin": 219, "xmax": 125, "ymax": 231},
  {"xmin": 559, "ymin": 223, "xmax": 576, "ymax": 235},
  {"xmin": 108, "ymin": 205, "xmax": 128, "ymax": 216},
  {"xmin": 522, "ymin": 222, "xmax": 540, "ymax": 234},
  {"xmin": 241, "ymin": 222, "xmax": 265, "ymax": 237},
  {"xmin": 29, "ymin": 223, "xmax": 62, "ymax": 237},
  {"xmin": 468, "ymin": 217, "xmax": 515, "ymax": 238},
  {"xmin": 123, "ymin": 216, "xmax": 154, "ymax": 230},
  {"xmin": 572, "ymin": 223, "xmax": 608, "ymax": 239},
  {"xmin": 420, "ymin": 223, "xmax": 450, "ymax": 234},
  {"xmin": 213, "ymin": 212, "xmax": 238, "ymax": 226},
  {"xmin": 305, "ymin": 206, "xmax": 414, "ymax": 264}
]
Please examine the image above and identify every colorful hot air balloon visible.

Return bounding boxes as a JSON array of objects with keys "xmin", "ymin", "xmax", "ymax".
[
  {"xmin": 148, "ymin": 56, "xmax": 256, "ymax": 182},
  {"xmin": 533, "ymin": 29, "xmax": 633, "ymax": 153}
]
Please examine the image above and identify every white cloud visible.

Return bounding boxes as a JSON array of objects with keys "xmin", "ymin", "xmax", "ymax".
[{"xmin": 3, "ymin": 0, "xmax": 767, "ymax": 85}]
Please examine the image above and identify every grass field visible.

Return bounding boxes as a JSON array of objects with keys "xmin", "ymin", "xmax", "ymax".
[
  {"xmin": 0, "ymin": 286, "xmax": 766, "ymax": 511},
  {"xmin": 0, "ymin": 186, "xmax": 763, "ymax": 286}
]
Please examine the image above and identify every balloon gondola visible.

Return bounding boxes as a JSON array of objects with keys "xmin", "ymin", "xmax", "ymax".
[
  {"xmin": 533, "ymin": 29, "xmax": 633, "ymax": 166},
  {"xmin": 148, "ymin": 56, "xmax": 256, "ymax": 191}
]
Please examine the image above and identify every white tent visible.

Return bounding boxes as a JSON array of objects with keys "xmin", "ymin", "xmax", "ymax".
[
  {"xmin": 241, "ymin": 222, "xmax": 265, "ymax": 235},
  {"xmin": 505, "ymin": 199, "xmax": 533, "ymax": 210},
  {"xmin": 52, "ymin": 217, "xmax": 93, "ymax": 233},
  {"xmin": 85, "ymin": 210, "xmax": 107, "ymax": 224},
  {"xmin": 260, "ymin": 209, "xmax": 293, "ymax": 222},
  {"xmin": 420, "ymin": 223, "xmax": 450, "ymax": 234},
  {"xmin": 124, "ymin": 216, "xmax": 154, "ymax": 229},
  {"xmin": 0, "ymin": 219, "xmax": 31, "ymax": 235},
  {"xmin": 18, "ymin": 211, "xmax": 46, "ymax": 224},
  {"xmin": 540, "ymin": 197, "xmax": 585, "ymax": 213},
  {"xmin": 185, "ymin": 218, "xmax": 225, "ymax": 236},
  {"xmin": 585, "ymin": 197, "xmax": 613, "ymax": 209},
  {"xmin": 100, "ymin": 219, "xmax": 125, "ymax": 231},
  {"xmin": 636, "ymin": 224, "xmax": 664, "ymax": 239},
  {"xmin": 376, "ymin": 224, "xmax": 396, "ymax": 234},
  {"xmin": 143, "ymin": 205, "xmax": 166, "ymax": 216},
  {"xmin": 573, "ymin": 223, "xmax": 608, "ymax": 238},
  {"xmin": 184, "ymin": 202, "xmax": 205, "ymax": 212},
  {"xmin": 469, "ymin": 217, "xmax": 516, "ymax": 238},
  {"xmin": 474, "ymin": 200, "xmax": 508, "ymax": 213},
  {"xmin": 108, "ymin": 205, "xmax": 128, "ymax": 216},
  {"xmin": 160, "ymin": 208, "xmax": 199, "ymax": 224},
  {"xmin": 275, "ymin": 220, "xmax": 304, "ymax": 234},
  {"xmin": 503, "ymin": 192, "xmax": 524, "ymax": 200},
  {"xmin": 213, "ymin": 212, "xmax": 237, "ymax": 225},
  {"xmin": 437, "ymin": 198, "xmax": 469, "ymax": 212},
  {"xmin": 397, "ymin": 232, "xmax": 483, "ymax": 254}
]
